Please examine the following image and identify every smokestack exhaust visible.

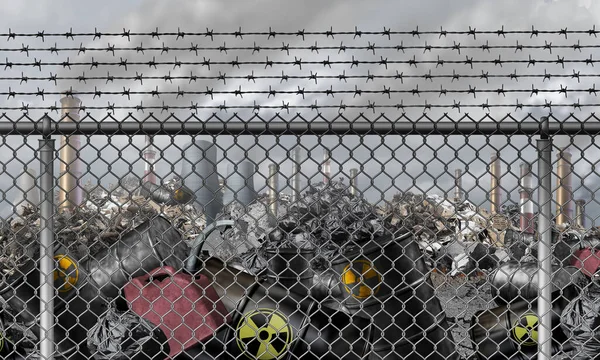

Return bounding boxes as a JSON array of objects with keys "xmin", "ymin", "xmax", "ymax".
[
  {"xmin": 453, "ymin": 169, "xmax": 463, "ymax": 203},
  {"xmin": 322, "ymin": 149, "xmax": 331, "ymax": 184},
  {"xmin": 556, "ymin": 147, "xmax": 573, "ymax": 226},
  {"xmin": 575, "ymin": 199, "xmax": 585, "ymax": 228},
  {"xmin": 292, "ymin": 147, "xmax": 302, "ymax": 203},
  {"xmin": 143, "ymin": 135, "xmax": 158, "ymax": 185},
  {"xmin": 268, "ymin": 163, "xmax": 279, "ymax": 216},
  {"xmin": 350, "ymin": 168, "xmax": 358, "ymax": 196},
  {"xmin": 489, "ymin": 154, "xmax": 502, "ymax": 214},
  {"xmin": 58, "ymin": 94, "xmax": 83, "ymax": 212},
  {"xmin": 519, "ymin": 162, "xmax": 535, "ymax": 234}
]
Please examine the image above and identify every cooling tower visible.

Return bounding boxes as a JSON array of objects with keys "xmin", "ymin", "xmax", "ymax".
[
  {"xmin": 180, "ymin": 140, "xmax": 222, "ymax": 225},
  {"xmin": 58, "ymin": 94, "xmax": 83, "ymax": 212},
  {"xmin": 143, "ymin": 135, "xmax": 158, "ymax": 185},
  {"xmin": 222, "ymin": 160, "xmax": 257, "ymax": 207},
  {"xmin": 15, "ymin": 166, "xmax": 39, "ymax": 209},
  {"xmin": 322, "ymin": 148, "xmax": 331, "ymax": 184},
  {"xmin": 556, "ymin": 147, "xmax": 574, "ymax": 226}
]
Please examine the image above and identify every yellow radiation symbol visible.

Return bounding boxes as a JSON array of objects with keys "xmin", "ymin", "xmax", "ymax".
[
  {"xmin": 53, "ymin": 255, "xmax": 79, "ymax": 293},
  {"xmin": 341, "ymin": 259, "xmax": 382, "ymax": 299},
  {"xmin": 173, "ymin": 188, "xmax": 185, "ymax": 201},
  {"xmin": 0, "ymin": 332, "xmax": 4, "ymax": 352},
  {"xmin": 236, "ymin": 308, "xmax": 293, "ymax": 360},
  {"xmin": 512, "ymin": 313, "xmax": 539, "ymax": 346}
]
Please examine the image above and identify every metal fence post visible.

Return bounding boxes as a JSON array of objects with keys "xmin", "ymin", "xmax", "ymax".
[
  {"xmin": 39, "ymin": 116, "xmax": 56, "ymax": 360},
  {"xmin": 537, "ymin": 116, "xmax": 552, "ymax": 360}
]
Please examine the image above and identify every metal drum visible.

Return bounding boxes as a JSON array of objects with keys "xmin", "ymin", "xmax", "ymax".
[
  {"xmin": 181, "ymin": 259, "xmax": 373, "ymax": 359},
  {"xmin": 490, "ymin": 261, "xmax": 579, "ymax": 305},
  {"xmin": 470, "ymin": 292, "xmax": 574, "ymax": 360},
  {"xmin": 0, "ymin": 216, "xmax": 188, "ymax": 359},
  {"xmin": 266, "ymin": 246, "xmax": 315, "ymax": 298},
  {"xmin": 324, "ymin": 232, "xmax": 459, "ymax": 360}
]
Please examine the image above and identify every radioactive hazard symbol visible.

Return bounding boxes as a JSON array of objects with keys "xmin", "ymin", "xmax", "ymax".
[
  {"xmin": 512, "ymin": 313, "xmax": 539, "ymax": 346},
  {"xmin": 236, "ymin": 308, "xmax": 293, "ymax": 360},
  {"xmin": 53, "ymin": 254, "xmax": 79, "ymax": 293},
  {"xmin": 0, "ymin": 332, "xmax": 4, "ymax": 352},
  {"xmin": 341, "ymin": 259, "xmax": 382, "ymax": 299}
]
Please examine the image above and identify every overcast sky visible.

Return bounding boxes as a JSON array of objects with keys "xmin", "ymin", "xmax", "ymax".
[{"xmin": 1, "ymin": 0, "xmax": 600, "ymax": 226}]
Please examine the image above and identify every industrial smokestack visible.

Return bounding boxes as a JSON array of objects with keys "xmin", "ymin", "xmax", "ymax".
[
  {"xmin": 58, "ymin": 94, "xmax": 83, "ymax": 212},
  {"xmin": 322, "ymin": 148, "xmax": 331, "ymax": 184},
  {"xmin": 556, "ymin": 147, "xmax": 574, "ymax": 226},
  {"xmin": 350, "ymin": 168, "xmax": 358, "ymax": 196},
  {"xmin": 292, "ymin": 147, "xmax": 302, "ymax": 203},
  {"xmin": 519, "ymin": 162, "xmax": 535, "ymax": 234},
  {"xmin": 489, "ymin": 154, "xmax": 502, "ymax": 214},
  {"xmin": 268, "ymin": 163, "xmax": 278, "ymax": 216},
  {"xmin": 575, "ymin": 199, "xmax": 586, "ymax": 228},
  {"xmin": 453, "ymin": 169, "xmax": 463, "ymax": 203},
  {"xmin": 222, "ymin": 160, "xmax": 257, "ymax": 207},
  {"xmin": 219, "ymin": 178, "xmax": 225, "ymax": 194},
  {"xmin": 143, "ymin": 135, "xmax": 158, "ymax": 185},
  {"xmin": 15, "ymin": 166, "xmax": 39, "ymax": 210},
  {"xmin": 180, "ymin": 140, "xmax": 222, "ymax": 226}
]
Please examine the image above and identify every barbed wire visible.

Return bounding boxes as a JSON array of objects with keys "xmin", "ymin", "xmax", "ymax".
[
  {"xmin": 0, "ymin": 69, "xmax": 594, "ymax": 84},
  {"xmin": 0, "ymin": 84, "xmax": 595, "ymax": 100},
  {"xmin": 0, "ymin": 99, "xmax": 593, "ymax": 114},
  {"xmin": 0, "ymin": 55, "xmax": 596, "ymax": 70},
  {"xmin": 1, "ymin": 40, "xmax": 599, "ymax": 55},
  {"xmin": 1, "ymin": 26, "xmax": 597, "ymax": 41}
]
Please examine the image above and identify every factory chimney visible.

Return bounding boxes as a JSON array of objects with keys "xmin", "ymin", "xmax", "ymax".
[
  {"xmin": 489, "ymin": 154, "xmax": 502, "ymax": 214},
  {"xmin": 350, "ymin": 168, "xmax": 358, "ymax": 196},
  {"xmin": 575, "ymin": 199, "xmax": 586, "ymax": 228},
  {"xmin": 322, "ymin": 149, "xmax": 331, "ymax": 184},
  {"xmin": 292, "ymin": 147, "xmax": 302, "ymax": 203},
  {"xmin": 142, "ymin": 135, "xmax": 158, "ymax": 185},
  {"xmin": 58, "ymin": 94, "xmax": 83, "ymax": 212},
  {"xmin": 268, "ymin": 163, "xmax": 279, "ymax": 216},
  {"xmin": 556, "ymin": 147, "xmax": 574, "ymax": 226},
  {"xmin": 453, "ymin": 169, "xmax": 463, "ymax": 203},
  {"xmin": 519, "ymin": 162, "xmax": 535, "ymax": 234}
]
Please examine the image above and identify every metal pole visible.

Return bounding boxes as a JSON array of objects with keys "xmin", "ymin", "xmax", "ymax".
[
  {"xmin": 39, "ymin": 120, "xmax": 56, "ymax": 360},
  {"xmin": 537, "ymin": 116, "xmax": 552, "ymax": 360}
]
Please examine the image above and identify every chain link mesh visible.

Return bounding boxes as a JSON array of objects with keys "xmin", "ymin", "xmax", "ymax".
[{"xmin": 0, "ymin": 28, "xmax": 598, "ymax": 360}]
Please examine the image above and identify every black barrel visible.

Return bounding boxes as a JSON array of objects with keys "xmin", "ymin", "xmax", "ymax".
[
  {"xmin": 470, "ymin": 290, "xmax": 575, "ymax": 360},
  {"xmin": 180, "ymin": 259, "xmax": 373, "ymax": 359},
  {"xmin": 266, "ymin": 246, "xmax": 315, "ymax": 298},
  {"xmin": 0, "ymin": 216, "xmax": 188, "ymax": 359},
  {"xmin": 490, "ymin": 261, "xmax": 579, "ymax": 305},
  {"xmin": 324, "ymin": 232, "xmax": 459, "ymax": 360}
]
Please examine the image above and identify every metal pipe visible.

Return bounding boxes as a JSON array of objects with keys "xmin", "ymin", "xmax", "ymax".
[
  {"xmin": 490, "ymin": 154, "xmax": 501, "ymax": 214},
  {"xmin": 575, "ymin": 199, "xmax": 585, "ymax": 228},
  {"xmin": 350, "ymin": 168, "xmax": 358, "ymax": 196},
  {"xmin": 322, "ymin": 149, "xmax": 331, "ymax": 184},
  {"xmin": 143, "ymin": 135, "xmax": 157, "ymax": 185},
  {"xmin": 556, "ymin": 147, "xmax": 573, "ymax": 226},
  {"xmin": 453, "ymin": 169, "xmax": 463, "ymax": 203},
  {"xmin": 39, "ymin": 136, "xmax": 55, "ymax": 360},
  {"xmin": 537, "ymin": 130, "xmax": 553, "ymax": 360},
  {"xmin": 520, "ymin": 162, "xmax": 535, "ymax": 234},
  {"xmin": 268, "ymin": 163, "xmax": 278, "ymax": 217},
  {"xmin": 58, "ymin": 95, "xmax": 82, "ymax": 212},
  {"xmin": 292, "ymin": 147, "xmax": 302, "ymax": 202}
]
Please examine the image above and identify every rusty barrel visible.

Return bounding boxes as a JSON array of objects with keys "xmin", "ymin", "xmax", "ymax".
[{"xmin": 324, "ymin": 232, "xmax": 459, "ymax": 360}]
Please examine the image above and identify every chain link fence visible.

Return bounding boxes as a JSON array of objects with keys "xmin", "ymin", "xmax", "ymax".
[{"xmin": 0, "ymin": 28, "xmax": 599, "ymax": 360}]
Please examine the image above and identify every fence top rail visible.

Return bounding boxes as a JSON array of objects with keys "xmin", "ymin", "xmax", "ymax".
[{"xmin": 0, "ymin": 115, "xmax": 596, "ymax": 135}]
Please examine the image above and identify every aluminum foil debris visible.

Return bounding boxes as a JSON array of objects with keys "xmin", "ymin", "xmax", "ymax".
[{"xmin": 561, "ymin": 283, "xmax": 600, "ymax": 360}]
